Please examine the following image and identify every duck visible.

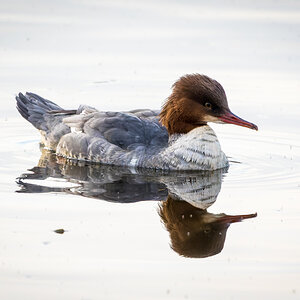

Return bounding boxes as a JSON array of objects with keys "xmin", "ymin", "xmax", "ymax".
[{"xmin": 16, "ymin": 74, "xmax": 258, "ymax": 171}]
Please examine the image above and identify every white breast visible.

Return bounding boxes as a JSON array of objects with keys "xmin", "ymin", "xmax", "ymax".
[{"xmin": 163, "ymin": 126, "xmax": 228, "ymax": 170}]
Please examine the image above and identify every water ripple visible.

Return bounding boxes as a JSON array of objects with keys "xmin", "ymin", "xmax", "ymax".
[{"xmin": 222, "ymin": 130, "xmax": 300, "ymax": 190}]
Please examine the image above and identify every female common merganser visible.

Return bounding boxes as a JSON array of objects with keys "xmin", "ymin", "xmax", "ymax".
[{"xmin": 16, "ymin": 74, "xmax": 257, "ymax": 170}]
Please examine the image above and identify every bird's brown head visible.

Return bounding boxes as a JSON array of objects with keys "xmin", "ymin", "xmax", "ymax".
[{"xmin": 159, "ymin": 74, "xmax": 258, "ymax": 135}]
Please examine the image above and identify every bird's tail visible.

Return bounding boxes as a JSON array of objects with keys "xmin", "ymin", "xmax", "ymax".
[
  {"xmin": 16, "ymin": 92, "xmax": 77, "ymax": 131},
  {"xmin": 16, "ymin": 92, "xmax": 76, "ymax": 149}
]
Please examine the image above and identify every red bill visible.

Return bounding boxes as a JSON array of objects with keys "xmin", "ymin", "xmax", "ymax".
[{"xmin": 218, "ymin": 111, "xmax": 258, "ymax": 130}]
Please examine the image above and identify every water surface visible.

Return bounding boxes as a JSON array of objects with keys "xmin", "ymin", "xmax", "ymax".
[{"xmin": 1, "ymin": 0, "xmax": 300, "ymax": 299}]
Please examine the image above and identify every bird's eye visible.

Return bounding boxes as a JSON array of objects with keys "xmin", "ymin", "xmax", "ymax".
[{"xmin": 204, "ymin": 102, "xmax": 212, "ymax": 109}]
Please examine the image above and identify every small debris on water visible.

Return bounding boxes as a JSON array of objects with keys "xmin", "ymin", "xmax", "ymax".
[{"xmin": 54, "ymin": 229, "xmax": 66, "ymax": 234}]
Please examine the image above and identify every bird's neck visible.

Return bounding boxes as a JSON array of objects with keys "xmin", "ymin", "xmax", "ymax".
[{"xmin": 159, "ymin": 97, "xmax": 207, "ymax": 135}]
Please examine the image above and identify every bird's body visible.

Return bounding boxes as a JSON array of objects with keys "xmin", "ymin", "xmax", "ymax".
[{"xmin": 16, "ymin": 74, "xmax": 257, "ymax": 171}]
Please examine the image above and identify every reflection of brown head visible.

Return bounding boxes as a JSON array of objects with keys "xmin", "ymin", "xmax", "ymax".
[{"xmin": 159, "ymin": 196, "xmax": 257, "ymax": 258}]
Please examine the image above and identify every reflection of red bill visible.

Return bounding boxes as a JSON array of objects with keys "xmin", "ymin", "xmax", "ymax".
[{"xmin": 216, "ymin": 212, "xmax": 258, "ymax": 224}]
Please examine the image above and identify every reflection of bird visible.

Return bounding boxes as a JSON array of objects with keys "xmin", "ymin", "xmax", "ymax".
[
  {"xmin": 16, "ymin": 74, "xmax": 257, "ymax": 170},
  {"xmin": 159, "ymin": 196, "xmax": 257, "ymax": 258},
  {"xmin": 16, "ymin": 150, "xmax": 224, "ymax": 204},
  {"xmin": 161, "ymin": 169, "xmax": 224, "ymax": 210},
  {"xmin": 17, "ymin": 151, "xmax": 257, "ymax": 258},
  {"xmin": 17, "ymin": 151, "xmax": 168, "ymax": 203}
]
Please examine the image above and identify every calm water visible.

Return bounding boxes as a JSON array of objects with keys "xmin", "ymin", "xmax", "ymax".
[{"xmin": 1, "ymin": 1, "xmax": 300, "ymax": 299}]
